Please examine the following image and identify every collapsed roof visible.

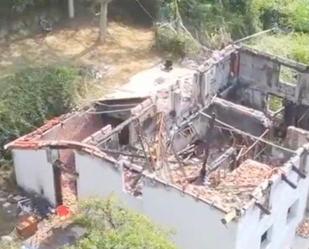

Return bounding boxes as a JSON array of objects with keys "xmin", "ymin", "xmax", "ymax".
[{"xmin": 5, "ymin": 44, "xmax": 309, "ymax": 222}]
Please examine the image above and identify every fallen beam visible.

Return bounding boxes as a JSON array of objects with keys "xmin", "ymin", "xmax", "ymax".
[
  {"xmin": 240, "ymin": 129, "xmax": 270, "ymax": 158},
  {"xmin": 96, "ymin": 103, "xmax": 155, "ymax": 146},
  {"xmin": 199, "ymin": 112, "xmax": 295, "ymax": 154},
  {"xmin": 209, "ymin": 147, "xmax": 236, "ymax": 172}
]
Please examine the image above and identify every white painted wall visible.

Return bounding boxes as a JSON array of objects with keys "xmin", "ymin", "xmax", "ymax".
[
  {"xmin": 75, "ymin": 152, "xmax": 142, "ymax": 211},
  {"xmin": 12, "ymin": 149, "xmax": 56, "ymax": 205},
  {"xmin": 142, "ymin": 179, "xmax": 238, "ymax": 249},
  {"xmin": 75, "ymin": 149, "xmax": 309, "ymax": 249},
  {"xmin": 236, "ymin": 153, "xmax": 309, "ymax": 249},
  {"xmin": 75, "ymin": 151, "xmax": 239, "ymax": 249}
]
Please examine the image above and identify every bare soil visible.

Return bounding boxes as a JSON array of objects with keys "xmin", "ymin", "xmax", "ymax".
[{"xmin": 0, "ymin": 19, "xmax": 160, "ymax": 104}]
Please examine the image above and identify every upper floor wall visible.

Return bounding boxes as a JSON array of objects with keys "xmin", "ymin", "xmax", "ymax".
[{"xmin": 238, "ymin": 46, "xmax": 309, "ymax": 106}]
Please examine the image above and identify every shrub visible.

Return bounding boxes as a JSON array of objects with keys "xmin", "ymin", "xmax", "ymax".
[
  {"xmin": 65, "ymin": 198, "xmax": 176, "ymax": 249},
  {"xmin": 155, "ymin": 25, "xmax": 201, "ymax": 58},
  {"xmin": 0, "ymin": 66, "xmax": 81, "ymax": 158}
]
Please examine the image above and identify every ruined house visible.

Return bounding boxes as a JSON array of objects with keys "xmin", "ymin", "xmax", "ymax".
[{"xmin": 5, "ymin": 45, "xmax": 309, "ymax": 249}]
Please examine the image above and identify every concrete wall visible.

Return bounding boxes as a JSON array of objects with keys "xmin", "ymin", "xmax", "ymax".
[
  {"xmin": 238, "ymin": 49, "xmax": 309, "ymax": 106},
  {"xmin": 299, "ymin": 73, "xmax": 309, "ymax": 105},
  {"xmin": 75, "ymin": 150, "xmax": 238, "ymax": 249},
  {"xmin": 236, "ymin": 150, "xmax": 309, "ymax": 249},
  {"xmin": 210, "ymin": 98, "xmax": 270, "ymax": 136},
  {"xmin": 12, "ymin": 149, "xmax": 56, "ymax": 205},
  {"xmin": 142, "ymin": 178, "xmax": 238, "ymax": 249},
  {"xmin": 74, "ymin": 146, "xmax": 309, "ymax": 249},
  {"xmin": 75, "ymin": 151, "xmax": 142, "ymax": 211},
  {"xmin": 239, "ymin": 51, "xmax": 279, "ymax": 90},
  {"xmin": 285, "ymin": 126, "xmax": 309, "ymax": 150}
]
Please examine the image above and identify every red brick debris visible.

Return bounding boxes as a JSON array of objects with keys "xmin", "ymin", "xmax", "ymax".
[
  {"xmin": 169, "ymin": 159, "xmax": 274, "ymax": 212},
  {"xmin": 5, "ymin": 116, "xmax": 63, "ymax": 149},
  {"xmin": 297, "ymin": 218, "xmax": 309, "ymax": 238}
]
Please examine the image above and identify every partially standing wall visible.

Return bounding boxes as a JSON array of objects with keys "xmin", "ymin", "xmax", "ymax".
[
  {"xmin": 74, "ymin": 150, "xmax": 239, "ymax": 249},
  {"xmin": 12, "ymin": 149, "xmax": 57, "ymax": 205}
]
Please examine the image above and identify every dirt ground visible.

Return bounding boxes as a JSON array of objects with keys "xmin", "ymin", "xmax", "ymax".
[{"xmin": 0, "ymin": 19, "xmax": 160, "ymax": 105}]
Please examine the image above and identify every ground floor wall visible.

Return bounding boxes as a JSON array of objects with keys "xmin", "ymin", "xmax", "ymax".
[
  {"xmin": 75, "ymin": 152, "xmax": 238, "ymax": 249},
  {"xmin": 12, "ymin": 149, "xmax": 56, "ymax": 205},
  {"xmin": 75, "ymin": 152, "xmax": 142, "ymax": 211}
]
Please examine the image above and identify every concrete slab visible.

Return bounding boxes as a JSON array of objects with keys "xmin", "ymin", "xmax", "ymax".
[{"xmin": 105, "ymin": 66, "xmax": 195, "ymax": 100}]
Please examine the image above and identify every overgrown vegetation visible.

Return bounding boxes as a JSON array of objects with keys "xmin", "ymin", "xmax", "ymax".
[
  {"xmin": 155, "ymin": 25, "xmax": 201, "ymax": 58},
  {"xmin": 0, "ymin": 66, "xmax": 82, "ymax": 159},
  {"xmin": 65, "ymin": 198, "xmax": 176, "ymax": 249},
  {"xmin": 155, "ymin": 0, "xmax": 309, "ymax": 55},
  {"xmin": 248, "ymin": 32, "xmax": 309, "ymax": 64},
  {"xmin": 0, "ymin": 239, "xmax": 21, "ymax": 249}
]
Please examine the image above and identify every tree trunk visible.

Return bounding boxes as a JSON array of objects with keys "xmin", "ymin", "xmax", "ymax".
[
  {"xmin": 99, "ymin": 0, "xmax": 109, "ymax": 42},
  {"xmin": 68, "ymin": 0, "xmax": 75, "ymax": 19}
]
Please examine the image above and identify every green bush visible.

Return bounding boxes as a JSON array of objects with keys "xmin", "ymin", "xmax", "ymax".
[
  {"xmin": 159, "ymin": 0, "xmax": 309, "ymax": 48},
  {"xmin": 0, "ymin": 241, "xmax": 21, "ymax": 249},
  {"xmin": 0, "ymin": 66, "xmax": 81, "ymax": 158},
  {"xmin": 66, "ymin": 198, "xmax": 176, "ymax": 249},
  {"xmin": 252, "ymin": 0, "xmax": 309, "ymax": 32},
  {"xmin": 155, "ymin": 25, "xmax": 201, "ymax": 58}
]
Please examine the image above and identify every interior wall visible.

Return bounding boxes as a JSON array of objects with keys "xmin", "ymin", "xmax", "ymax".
[
  {"xmin": 285, "ymin": 126, "xmax": 309, "ymax": 150},
  {"xmin": 42, "ymin": 113, "xmax": 105, "ymax": 142},
  {"xmin": 42, "ymin": 113, "xmax": 106, "ymax": 166},
  {"xmin": 209, "ymin": 98, "xmax": 269, "ymax": 136},
  {"xmin": 237, "ymin": 49, "xmax": 309, "ymax": 105}
]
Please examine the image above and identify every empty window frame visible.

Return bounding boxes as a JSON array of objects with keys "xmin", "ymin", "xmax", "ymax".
[
  {"xmin": 267, "ymin": 94, "xmax": 284, "ymax": 113},
  {"xmin": 279, "ymin": 66, "xmax": 298, "ymax": 85},
  {"xmin": 287, "ymin": 199, "xmax": 299, "ymax": 223},
  {"xmin": 260, "ymin": 226, "xmax": 273, "ymax": 249}
]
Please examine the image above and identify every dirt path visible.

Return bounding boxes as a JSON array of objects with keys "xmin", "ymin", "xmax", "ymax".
[{"xmin": 0, "ymin": 21, "xmax": 160, "ymax": 104}]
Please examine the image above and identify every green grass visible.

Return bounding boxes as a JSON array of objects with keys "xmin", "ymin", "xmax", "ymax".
[{"xmin": 248, "ymin": 33, "xmax": 309, "ymax": 64}]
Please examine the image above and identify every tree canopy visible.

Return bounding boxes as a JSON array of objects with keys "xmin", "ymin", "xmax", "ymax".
[{"xmin": 65, "ymin": 198, "xmax": 177, "ymax": 249}]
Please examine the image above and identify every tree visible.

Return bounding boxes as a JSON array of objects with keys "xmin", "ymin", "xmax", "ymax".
[
  {"xmin": 98, "ymin": 0, "xmax": 113, "ymax": 42},
  {"xmin": 65, "ymin": 198, "xmax": 177, "ymax": 249},
  {"xmin": 68, "ymin": 0, "xmax": 75, "ymax": 18}
]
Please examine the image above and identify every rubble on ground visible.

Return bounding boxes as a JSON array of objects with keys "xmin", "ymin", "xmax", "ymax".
[{"xmin": 297, "ymin": 218, "xmax": 309, "ymax": 238}]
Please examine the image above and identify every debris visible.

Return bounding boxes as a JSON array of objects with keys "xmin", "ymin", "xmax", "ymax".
[
  {"xmin": 1, "ymin": 235, "xmax": 13, "ymax": 242},
  {"xmin": 13, "ymin": 195, "xmax": 24, "ymax": 202},
  {"xmin": 297, "ymin": 218, "xmax": 309, "ymax": 238},
  {"xmin": 17, "ymin": 196, "xmax": 54, "ymax": 219},
  {"xmin": 16, "ymin": 215, "xmax": 38, "ymax": 239},
  {"xmin": 2, "ymin": 202, "xmax": 11, "ymax": 208}
]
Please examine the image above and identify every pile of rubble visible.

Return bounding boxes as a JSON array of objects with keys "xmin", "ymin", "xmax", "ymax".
[{"xmin": 297, "ymin": 218, "xmax": 309, "ymax": 238}]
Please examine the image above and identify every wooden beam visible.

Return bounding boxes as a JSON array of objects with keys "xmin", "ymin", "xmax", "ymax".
[
  {"xmin": 199, "ymin": 112, "xmax": 295, "ymax": 154},
  {"xmin": 281, "ymin": 174, "xmax": 297, "ymax": 189}
]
